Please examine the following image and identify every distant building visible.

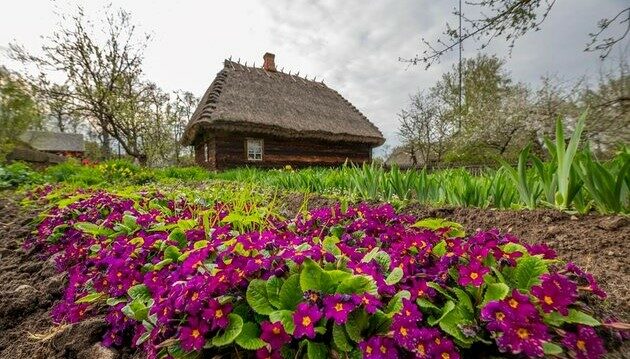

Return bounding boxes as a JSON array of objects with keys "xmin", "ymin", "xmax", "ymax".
[
  {"xmin": 19, "ymin": 131, "xmax": 85, "ymax": 158},
  {"xmin": 385, "ymin": 145, "xmax": 426, "ymax": 168},
  {"xmin": 181, "ymin": 52, "xmax": 385, "ymax": 170}
]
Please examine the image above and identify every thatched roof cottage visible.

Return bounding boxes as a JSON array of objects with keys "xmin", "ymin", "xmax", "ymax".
[
  {"xmin": 19, "ymin": 131, "xmax": 85, "ymax": 157},
  {"xmin": 181, "ymin": 53, "xmax": 384, "ymax": 170}
]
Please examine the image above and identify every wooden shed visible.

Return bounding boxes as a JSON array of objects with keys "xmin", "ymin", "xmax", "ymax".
[{"xmin": 181, "ymin": 53, "xmax": 385, "ymax": 170}]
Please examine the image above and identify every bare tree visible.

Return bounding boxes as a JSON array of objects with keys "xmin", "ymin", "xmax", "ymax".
[
  {"xmin": 10, "ymin": 6, "xmax": 154, "ymax": 163},
  {"xmin": 398, "ymin": 91, "xmax": 453, "ymax": 165},
  {"xmin": 402, "ymin": 1, "xmax": 630, "ymax": 68}
]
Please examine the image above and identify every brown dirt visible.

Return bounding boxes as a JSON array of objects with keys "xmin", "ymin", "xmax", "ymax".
[{"xmin": 0, "ymin": 191, "xmax": 628, "ymax": 358}]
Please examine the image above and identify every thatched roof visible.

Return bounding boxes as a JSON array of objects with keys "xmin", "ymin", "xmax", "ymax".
[
  {"xmin": 182, "ymin": 57, "xmax": 384, "ymax": 146},
  {"xmin": 19, "ymin": 131, "xmax": 85, "ymax": 152}
]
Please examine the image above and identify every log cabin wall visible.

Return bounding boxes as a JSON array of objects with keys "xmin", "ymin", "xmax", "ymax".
[
  {"xmin": 194, "ymin": 133, "xmax": 217, "ymax": 169},
  {"xmin": 202, "ymin": 130, "xmax": 371, "ymax": 170}
]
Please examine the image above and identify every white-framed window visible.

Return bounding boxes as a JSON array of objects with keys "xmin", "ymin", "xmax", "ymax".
[{"xmin": 246, "ymin": 139, "xmax": 263, "ymax": 161}]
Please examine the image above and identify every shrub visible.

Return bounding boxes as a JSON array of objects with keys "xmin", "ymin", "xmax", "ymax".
[
  {"xmin": 28, "ymin": 188, "xmax": 618, "ymax": 359},
  {"xmin": 0, "ymin": 162, "xmax": 43, "ymax": 188}
]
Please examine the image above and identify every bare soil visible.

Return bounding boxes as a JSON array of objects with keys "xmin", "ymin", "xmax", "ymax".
[{"xmin": 0, "ymin": 192, "xmax": 628, "ymax": 358}]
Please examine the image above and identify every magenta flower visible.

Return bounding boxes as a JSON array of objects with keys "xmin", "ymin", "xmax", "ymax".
[
  {"xmin": 323, "ymin": 294, "xmax": 356, "ymax": 324},
  {"xmin": 480, "ymin": 300, "xmax": 510, "ymax": 331},
  {"xmin": 562, "ymin": 325, "xmax": 606, "ymax": 359},
  {"xmin": 457, "ymin": 259, "xmax": 489, "ymax": 287},
  {"xmin": 178, "ymin": 316, "xmax": 209, "ymax": 351},
  {"xmin": 255, "ymin": 347, "xmax": 282, "ymax": 359},
  {"xmin": 353, "ymin": 293, "xmax": 381, "ymax": 314},
  {"xmin": 202, "ymin": 299, "xmax": 232, "ymax": 330},
  {"xmin": 359, "ymin": 336, "xmax": 398, "ymax": 359},
  {"xmin": 531, "ymin": 273, "xmax": 577, "ymax": 315},
  {"xmin": 433, "ymin": 337, "xmax": 460, "ymax": 359},
  {"xmin": 495, "ymin": 320, "xmax": 549, "ymax": 357},
  {"xmin": 292, "ymin": 302, "xmax": 322, "ymax": 339},
  {"xmin": 260, "ymin": 321, "xmax": 291, "ymax": 349},
  {"xmin": 391, "ymin": 315, "xmax": 420, "ymax": 350},
  {"xmin": 503, "ymin": 290, "xmax": 539, "ymax": 321}
]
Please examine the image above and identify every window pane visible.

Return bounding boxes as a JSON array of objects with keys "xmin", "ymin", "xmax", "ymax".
[{"xmin": 247, "ymin": 139, "xmax": 263, "ymax": 160}]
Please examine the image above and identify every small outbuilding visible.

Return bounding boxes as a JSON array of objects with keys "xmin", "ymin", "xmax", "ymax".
[
  {"xmin": 181, "ymin": 53, "xmax": 385, "ymax": 170},
  {"xmin": 19, "ymin": 131, "xmax": 85, "ymax": 158}
]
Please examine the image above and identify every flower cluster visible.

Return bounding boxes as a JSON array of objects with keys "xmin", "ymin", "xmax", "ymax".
[{"xmin": 27, "ymin": 186, "xmax": 617, "ymax": 359}]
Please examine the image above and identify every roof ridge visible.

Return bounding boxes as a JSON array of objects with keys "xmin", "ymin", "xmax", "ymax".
[{"xmin": 223, "ymin": 59, "xmax": 327, "ymax": 87}]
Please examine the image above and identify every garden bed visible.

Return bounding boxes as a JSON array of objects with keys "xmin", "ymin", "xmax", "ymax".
[{"xmin": 0, "ymin": 190, "xmax": 628, "ymax": 358}]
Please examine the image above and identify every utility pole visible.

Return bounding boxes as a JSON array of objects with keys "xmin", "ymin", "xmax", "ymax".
[{"xmin": 458, "ymin": 0, "xmax": 463, "ymax": 119}]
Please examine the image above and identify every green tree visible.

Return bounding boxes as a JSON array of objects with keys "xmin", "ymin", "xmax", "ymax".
[{"xmin": 0, "ymin": 67, "xmax": 41, "ymax": 161}]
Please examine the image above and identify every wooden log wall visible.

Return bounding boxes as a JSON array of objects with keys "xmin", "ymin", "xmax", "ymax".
[{"xmin": 196, "ymin": 130, "xmax": 372, "ymax": 170}]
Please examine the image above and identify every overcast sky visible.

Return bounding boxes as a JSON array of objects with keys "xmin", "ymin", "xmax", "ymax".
[{"xmin": 1, "ymin": 0, "xmax": 628, "ymax": 154}]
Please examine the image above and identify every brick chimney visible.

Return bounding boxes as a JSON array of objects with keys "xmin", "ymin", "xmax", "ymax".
[{"xmin": 263, "ymin": 52, "xmax": 276, "ymax": 72}]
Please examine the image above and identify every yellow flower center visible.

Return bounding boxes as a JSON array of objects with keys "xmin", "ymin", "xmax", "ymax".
[
  {"xmin": 366, "ymin": 346, "xmax": 372, "ymax": 354},
  {"xmin": 543, "ymin": 296, "xmax": 553, "ymax": 305},
  {"xmin": 417, "ymin": 344, "xmax": 425, "ymax": 355},
  {"xmin": 191, "ymin": 292, "xmax": 199, "ymax": 301},
  {"xmin": 496, "ymin": 312, "xmax": 505, "ymax": 321},
  {"xmin": 191, "ymin": 329, "xmax": 200, "ymax": 338},
  {"xmin": 272, "ymin": 327, "xmax": 281, "ymax": 334},
  {"xmin": 517, "ymin": 328, "xmax": 530, "ymax": 339},
  {"xmin": 400, "ymin": 327, "xmax": 408, "ymax": 336},
  {"xmin": 380, "ymin": 345, "xmax": 387, "ymax": 353},
  {"xmin": 335, "ymin": 303, "xmax": 344, "ymax": 312},
  {"xmin": 470, "ymin": 272, "xmax": 479, "ymax": 280},
  {"xmin": 435, "ymin": 337, "xmax": 441, "ymax": 345},
  {"xmin": 509, "ymin": 299, "xmax": 519, "ymax": 309},
  {"xmin": 442, "ymin": 354, "xmax": 451, "ymax": 359},
  {"xmin": 215, "ymin": 309, "xmax": 223, "ymax": 318},
  {"xmin": 577, "ymin": 340, "xmax": 586, "ymax": 351},
  {"xmin": 302, "ymin": 316, "xmax": 312, "ymax": 327}
]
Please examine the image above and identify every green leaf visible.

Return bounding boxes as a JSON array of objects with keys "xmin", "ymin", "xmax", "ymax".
[
  {"xmin": 543, "ymin": 342, "xmax": 563, "ymax": 356},
  {"xmin": 413, "ymin": 218, "xmax": 465, "ymax": 237},
  {"xmin": 266, "ymin": 276, "xmax": 284, "ymax": 309},
  {"xmin": 427, "ymin": 282, "xmax": 455, "ymax": 301},
  {"xmin": 235, "ymin": 322, "xmax": 266, "ymax": 350},
  {"xmin": 127, "ymin": 284, "xmax": 151, "ymax": 302},
  {"xmin": 279, "ymin": 274, "xmax": 303, "ymax": 310},
  {"xmin": 337, "ymin": 275, "xmax": 378, "ymax": 296},
  {"xmin": 385, "ymin": 267, "xmax": 404, "ymax": 285},
  {"xmin": 106, "ymin": 297, "xmax": 127, "ymax": 306},
  {"xmin": 361, "ymin": 247, "xmax": 380, "ymax": 263},
  {"xmin": 332, "ymin": 325, "xmax": 353, "ymax": 352},
  {"xmin": 482, "ymin": 283, "xmax": 510, "ymax": 306},
  {"xmin": 428, "ymin": 300, "xmax": 455, "ymax": 326},
  {"xmin": 367, "ymin": 310, "xmax": 392, "ymax": 336},
  {"xmin": 300, "ymin": 259, "xmax": 334, "ymax": 293},
  {"xmin": 345, "ymin": 310, "xmax": 369, "ymax": 342},
  {"xmin": 438, "ymin": 305, "xmax": 474, "ymax": 346},
  {"xmin": 269, "ymin": 310, "xmax": 295, "ymax": 335},
  {"xmin": 432, "ymin": 240, "xmax": 447, "ymax": 257},
  {"xmin": 328, "ymin": 270, "xmax": 352, "ymax": 284},
  {"xmin": 514, "ymin": 255, "xmax": 548, "ymax": 290},
  {"xmin": 307, "ymin": 341, "xmax": 328, "ymax": 359},
  {"xmin": 122, "ymin": 298, "xmax": 150, "ymax": 321},
  {"xmin": 246, "ymin": 279, "xmax": 274, "ymax": 315},
  {"xmin": 322, "ymin": 236, "xmax": 341, "ymax": 256},
  {"xmin": 211, "ymin": 314, "xmax": 243, "ymax": 346},
  {"xmin": 384, "ymin": 290, "xmax": 411, "ymax": 316},
  {"xmin": 163, "ymin": 245, "xmax": 182, "ymax": 262},
  {"xmin": 75, "ymin": 292, "xmax": 103, "ymax": 304},
  {"xmin": 566, "ymin": 309, "xmax": 601, "ymax": 326},
  {"xmin": 373, "ymin": 251, "xmax": 391, "ymax": 272},
  {"xmin": 502, "ymin": 243, "xmax": 528, "ymax": 254},
  {"xmin": 452, "ymin": 288, "xmax": 474, "ymax": 321},
  {"xmin": 417, "ymin": 298, "xmax": 440, "ymax": 312}
]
